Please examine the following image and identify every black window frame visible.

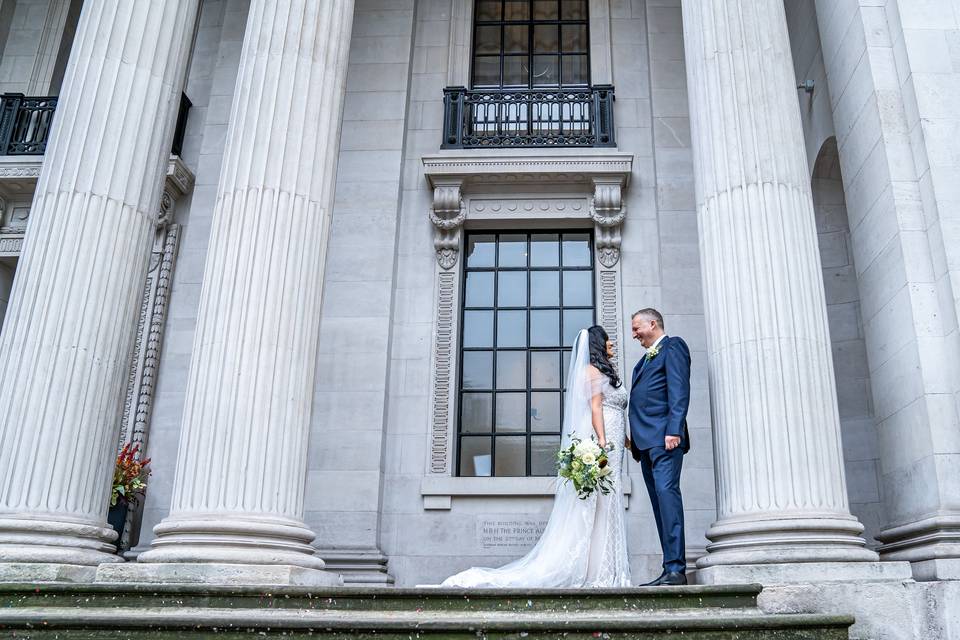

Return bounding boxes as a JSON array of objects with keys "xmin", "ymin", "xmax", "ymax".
[
  {"xmin": 456, "ymin": 230, "xmax": 597, "ymax": 478},
  {"xmin": 470, "ymin": 0, "xmax": 591, "ymax": 90}
]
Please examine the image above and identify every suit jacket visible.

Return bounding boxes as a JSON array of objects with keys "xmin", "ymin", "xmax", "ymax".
[{"xmin": 629, "ymin": 335, "xmax": 691, "ymax": 460}]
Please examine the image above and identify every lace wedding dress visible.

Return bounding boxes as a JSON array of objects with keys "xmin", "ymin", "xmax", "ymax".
[{"xmin": 441, "ymin": 330, "xmax": 631, "ymax": 588}]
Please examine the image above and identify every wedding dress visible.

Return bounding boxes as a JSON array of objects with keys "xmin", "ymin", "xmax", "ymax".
[{"xmin": 441, "ymin": 329, "xmax": 631, "ymax": 588}]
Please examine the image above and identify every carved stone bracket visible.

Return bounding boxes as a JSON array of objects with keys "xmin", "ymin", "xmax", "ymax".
[
  {"xmin": 428, "ymin": 178, "xmax": 466, "ymax": 269},
  {"xmin": 591, "ymin": 176, "xmax": 626, "ymax": 268},
  {"xmin": 159, "ymin": 156, "xmax": 195, "ymax": 227}
]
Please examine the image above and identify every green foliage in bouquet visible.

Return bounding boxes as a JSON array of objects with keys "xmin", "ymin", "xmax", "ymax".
[
  {"xmin": 111, "ymin": 443, "xmax": 151, "ymax": 507},
  {"xmin": 556, "ymin": 436, "xmax": 615, "ymax": 499}
]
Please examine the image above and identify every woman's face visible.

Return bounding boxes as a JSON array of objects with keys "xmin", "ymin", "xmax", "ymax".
[{"xmin": 605, "ymin": 339, "xmax": 614, "ymax": 359}]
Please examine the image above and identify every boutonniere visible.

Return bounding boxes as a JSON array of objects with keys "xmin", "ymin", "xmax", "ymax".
[{"xmin": 646, "ymin": 345, "xmax": 660, "ymax": 361}]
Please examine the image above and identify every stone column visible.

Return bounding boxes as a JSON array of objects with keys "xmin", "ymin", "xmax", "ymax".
[
  {"xmin": 680, "ymin": 0, "xmax": 878, "ymax": 574},
  {"xmin": 108, "ymin": 0, "xmax": 355, "ymax": 587},
  {"xmin": 0, "ymin": 0, "xmax": 198, "ymax": 582}
]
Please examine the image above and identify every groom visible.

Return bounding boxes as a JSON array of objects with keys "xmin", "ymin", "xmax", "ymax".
[{"xmin": 627, "ymin": 308, "xmax": 691, "ymax": 586}]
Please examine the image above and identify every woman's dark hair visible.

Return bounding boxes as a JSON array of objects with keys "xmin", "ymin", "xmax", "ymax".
[{"xmin": 587, "ymin": 325, "xmax": 621, "ymax": 388}]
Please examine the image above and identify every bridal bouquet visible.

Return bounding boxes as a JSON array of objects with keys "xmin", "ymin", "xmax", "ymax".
[{"xmin": 556, "ymin": 437, "xmax": 614, "ymax": 499}]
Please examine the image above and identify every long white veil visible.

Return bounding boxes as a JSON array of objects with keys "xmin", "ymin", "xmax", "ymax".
[{"xmin": 441, "ymin": 329, "xmax": 599, "ymax": 588}]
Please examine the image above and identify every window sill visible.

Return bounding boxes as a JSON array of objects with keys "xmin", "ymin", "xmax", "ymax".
[{"xmin": 420, "ymin": 475, "xmax": 632, "ymax": 510}]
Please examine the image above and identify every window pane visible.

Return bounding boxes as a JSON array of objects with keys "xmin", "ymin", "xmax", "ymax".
[
  {"xmin": 561, "ymin": 25, "xmax": 587, "ymax": 52},
  {"xmin": 530, "ymin": 271, "xmax": 559, "ymax": 307},
  {"xmin": 503, "ymin": 56, "xmax": 528, "ymax": 87},
  {"xmin": 473, "ymin": 56, "xmax": 500, "ymax": 87},
  {"xmin": 533, "ymin": 0, "xmax": 559, "ymax": 19},
  {"xmin": 462, "ymin": 351, "xmax": 493, "ymax": 389},
  {"xmin": 531, "ymin": 391, "xmax": 561, "ymax": 432},
  {"xmin": 533, "ymin": 25, "xmax": 559, "ymax": 53},
  {"xmin": 563, "ymin": 309, "xmax": 594, "ymax": 346},
  {"xmin": 561, "ymin": 54, "xmax": 589, "ymax": 86},
  {"xmin": 562, "ymin": 349, "xmax": 571, "ymax": 385},
  {"xmin": 504, "ymin": 0, "xmax": 530, "ymax": 20},
  {"xmin": 467, "ymin": 234, "xmax": 496, "ymax": 267},
  {"xmin": 561, "ymin": 0, "xmax": 587, "ymax": 20},
  {"xmin": 461, "ymin": 393, "xmax": 493, "ymax": 433},
  {"xmin": 498, "ymin": 233, "xmax": 527, "ymax": 267},
  {"xmin": 495, "ymin": 436, "xmax": 527, "ymax": 476},
  {"xmin": 504, "ymin": 25, "xmax": 529, "ymax": 53},
  {"xmin": 460, "ymin": 436, "xmax": 492, "ymax": 476},
  {"xmin": 530, "ymin": 233, "xmax": 559, "ymax": 267},
  {"xmin": 497, "ymin": 271, "xmax": 527, "ymax": 307},
  {"xmin": 476, "ymin": 0, "xmax": 502, "ymax": 20},
  {"xmin": 475, "ymin": 25, "xmax": 501, "ymax": 54},
  {"xmin": 496, "ymin": 350, "xmax": 527, "ymax": 389},
  {"xmin": 562, "ymin": 270, "xmax": 592, "ymax": 306},
  {"xmin": 531, "ymin": 435, "xmax": 561, "ymax": 476},
  {"xmin": 562, "ymin": 233, "xmax": 591, "ymax": 266},
  {"xmin": 531, "ymin": 350, "xmax": 561, "ymax": 388},
  {"xmin": 465, "ymin": 271, "xmax": 494, "ymax": 307},
  {"xmin": 532, "ymin": 55, "xmax": 559, "ymax": 86},
  {"xmin": 497, "ymin": 310, "xmax": 527, "ymax": 347},
  {"xmin": 463, "ymin": 310, "xmax": 494, "ymax": 347},
  {"xmin": 530, "ymin": 309, "xmax": 560, "ymax": 347},
  {"xmin": 496, "ymin": 392, "xmax": 526, "ymax": 432}
]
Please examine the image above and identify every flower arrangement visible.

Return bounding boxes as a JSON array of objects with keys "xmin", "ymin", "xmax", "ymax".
[
  {"xmin": 111, "ymin": 443, "xmax": 151, "ymax": 507},
  {"xmin": 646, "ymin": 344, "xmax": 660, "ymax": 361},
  {"xmin": 556, "ymin": 437, "xmax": 614, "ymax": 499}
]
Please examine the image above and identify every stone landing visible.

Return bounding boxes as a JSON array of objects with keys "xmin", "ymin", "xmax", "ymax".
[{"xmin": 0, "ymin": 583, "xmax": 851, "ymax": 639}]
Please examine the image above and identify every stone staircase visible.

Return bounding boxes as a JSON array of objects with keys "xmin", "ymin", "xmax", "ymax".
[{"xmin": 0, "ymin": 582, "xmax": 852, "ymax": 638}]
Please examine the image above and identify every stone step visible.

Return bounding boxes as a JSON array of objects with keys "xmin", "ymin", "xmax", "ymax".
[
  {"xmin": 0, "ymin": 583, "xmax": 763, "ymax": 612},
  {"xmin": 0, "ymin": 606, "xmax": 854, "ymax": 639}
]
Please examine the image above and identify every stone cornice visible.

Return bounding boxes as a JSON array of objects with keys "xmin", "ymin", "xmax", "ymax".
[{"xmin": 422, "ymin": 151, "xmax": 633, "ymax": 188}]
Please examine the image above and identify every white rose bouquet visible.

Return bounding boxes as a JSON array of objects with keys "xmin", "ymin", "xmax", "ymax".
[{"xmin": 556, "ymin": 437, "xmax": 614, "ymax": 499}]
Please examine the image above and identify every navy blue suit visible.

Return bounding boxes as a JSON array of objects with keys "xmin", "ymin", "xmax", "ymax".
[{"xmin": 629, "ymin": 336, "xmax": 691, "ymax": 574}]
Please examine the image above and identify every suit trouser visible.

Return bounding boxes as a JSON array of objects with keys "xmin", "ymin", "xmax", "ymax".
[{"xmin": 638, "ymin": 446, "xmax": 686, "ymax": 573}]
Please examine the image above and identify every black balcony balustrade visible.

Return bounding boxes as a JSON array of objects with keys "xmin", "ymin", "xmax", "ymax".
[
  {"xmin": 0, "ymin": 94, "xmax": 57, "ymax": 155},
  {"xmin": 442, "ymin": 85, "xmax": 615, "ymax": 149},
  {"xmin": 0, "ymin": 92, "xmax": 192, "ymax": 158}
]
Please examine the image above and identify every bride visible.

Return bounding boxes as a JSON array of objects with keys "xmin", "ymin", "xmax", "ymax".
[{"xmin": 441, "ymin": 326, "xmax": 631, "ymax": 588}]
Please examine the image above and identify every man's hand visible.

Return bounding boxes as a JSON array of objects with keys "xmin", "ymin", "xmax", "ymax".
[
  {"xmin": 665, "ymin": 435, "xmax": 681, "ymax": 451},
  {"xmin": 625, "ymin": 436, "xmax": 632, "ymax": 450}
]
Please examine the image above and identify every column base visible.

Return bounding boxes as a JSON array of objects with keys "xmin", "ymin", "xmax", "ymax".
[
  {"xmin": 695, "ymin": 560, "xmax": 912, "ymax": 585},
  {"xmin": 697, "ymin": 513, "xmax": 879, "ymax": 568},
  {"xmin": 0, "ymin": 515, "xmax": 122, "ymax": 568},
  {"xmin": 96, "ymin": 562, "xmax": 343, "ymax": 587},
  {"xmin": 136, "ymin": 513, "xmax": 329, "ymax": 571},
  {"xmin": 876, "ymin": 513, "xmax": 960, "ymax": 580},
  {"xmin": 0, "ymin": 562, "xmax": 98, "ymax": 583}
]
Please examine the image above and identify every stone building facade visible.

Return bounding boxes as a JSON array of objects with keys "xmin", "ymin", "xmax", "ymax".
[{"xmin": 0, "ymin": 0, "xmax": 957, "ymax": 637}]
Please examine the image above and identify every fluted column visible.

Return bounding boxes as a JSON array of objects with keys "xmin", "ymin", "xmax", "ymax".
[
  {"xmin": 681, "ymin": 1, "xmax": 877, "ymax": 568},
  {"xmin": 128, "ymin": 0, "xmax": 354, "ymax": 585},
  {"xmin": 0, "ymin": 0, "xmax": 198, "ymax": 580}
]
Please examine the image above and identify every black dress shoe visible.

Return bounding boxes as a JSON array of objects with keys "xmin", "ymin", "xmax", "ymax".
[
  {"xmin": 657, "ymin": 571, "xmax": 688, "ymax": 586},
  {"xmin": 641, "ymin": 571, "xmax": 667, "ymax": 586}
]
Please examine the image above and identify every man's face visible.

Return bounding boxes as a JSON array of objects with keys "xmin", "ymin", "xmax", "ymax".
[{"xmin": 632, "ymin": 315, "xmax": 658, "ymax": 348}]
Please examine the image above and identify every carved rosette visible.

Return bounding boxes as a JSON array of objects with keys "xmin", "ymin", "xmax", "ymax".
[
  {"xmin": 429, "ymin": 179, "xmax": 466, "ymax": 269},
  {"xmin": 590, "ymin": 177, "xmax": 626, "ymax": 268}
]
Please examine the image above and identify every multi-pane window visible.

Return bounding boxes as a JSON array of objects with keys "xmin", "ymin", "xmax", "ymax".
[
  {"xmin": 472, "ymin": 0, "xmax": 590, "ymax": 89},
  {"xmin": 458, "ymin": 232, "xmax": 595, "ymax": 477}
]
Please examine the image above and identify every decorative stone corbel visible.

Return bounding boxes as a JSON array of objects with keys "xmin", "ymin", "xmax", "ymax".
[
  {"xmin": 429, "ymin": 178, "xmax": 466, "ymax": 269},
  {"xmin": 590, "ymin": 176, "xmax": 626, "ymax": 267},
  {"xmin": 158, "ymin": 156, "xmax": 195, "ymax": 227}
]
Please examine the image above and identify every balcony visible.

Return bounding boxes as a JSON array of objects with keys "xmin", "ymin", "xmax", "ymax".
[
  {"xmin": 441, "ymin": 85, "xmax": 616, "ymax": 149},
  {"xmin": 0, "ymin": 92, "xmax": 192, "ymax": 157}
]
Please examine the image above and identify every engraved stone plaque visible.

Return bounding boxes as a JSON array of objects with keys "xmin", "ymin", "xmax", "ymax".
[{"xmin": 477, "ymin": 517, "xmax": 549, "ymax": 550}]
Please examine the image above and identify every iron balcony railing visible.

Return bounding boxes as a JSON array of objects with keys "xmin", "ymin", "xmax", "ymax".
[
  {"xmin": 442, "ymin": 85, "xmax": 616, "ymax": 149},
  {"xmin": 0, "ymin": 92, "xmax": 192, "ymax": 157},
  {"xmin": 0, "ymin": 94, "xmax": 57, "ymax": 155}
]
